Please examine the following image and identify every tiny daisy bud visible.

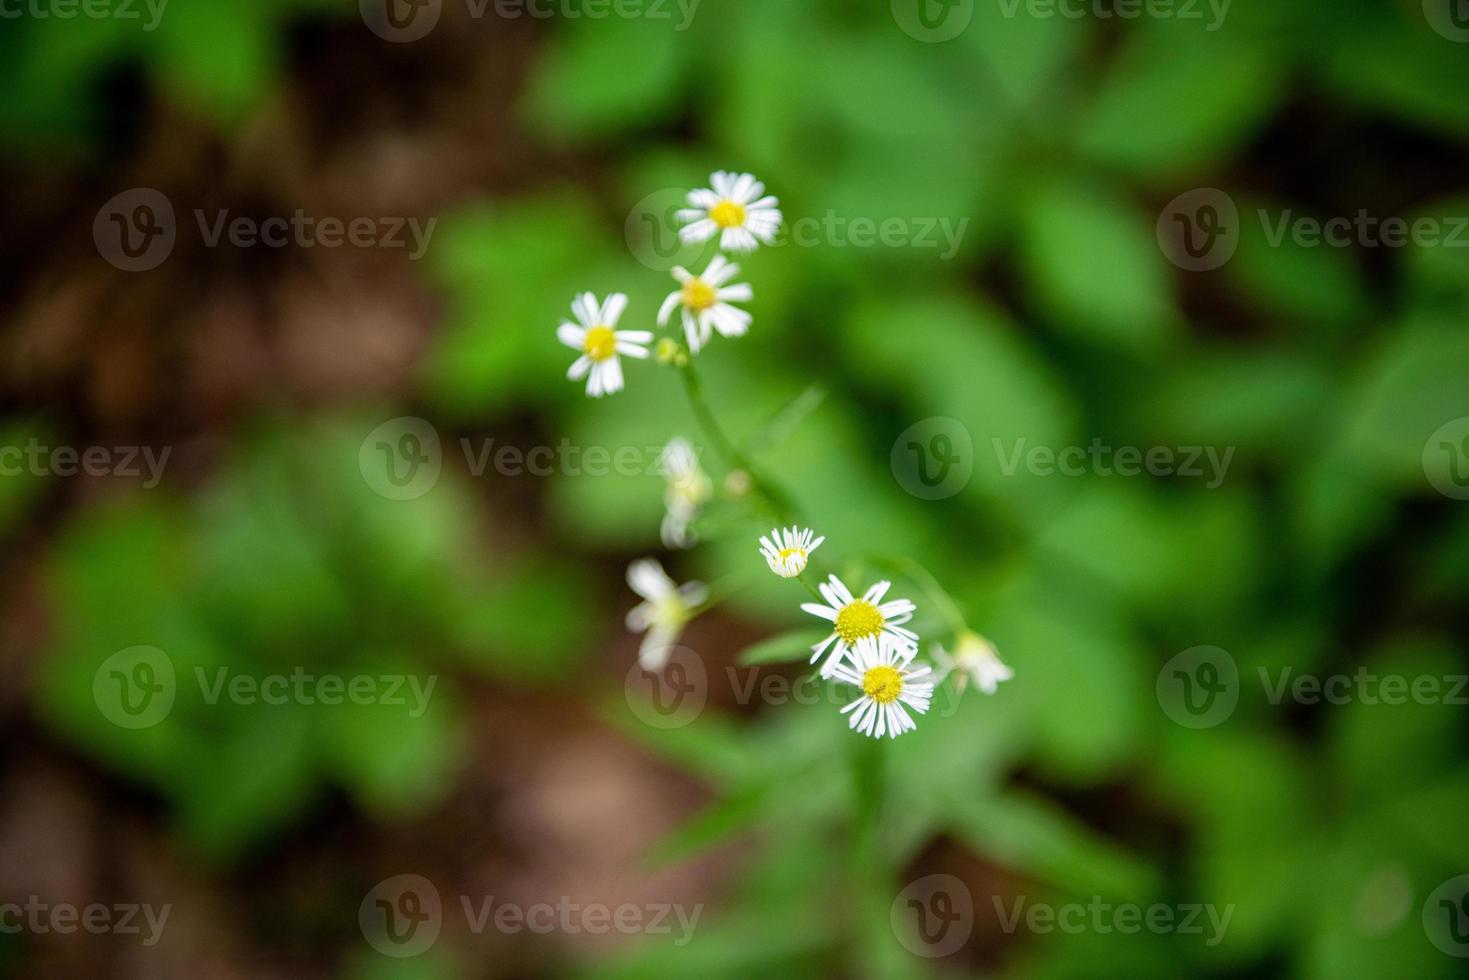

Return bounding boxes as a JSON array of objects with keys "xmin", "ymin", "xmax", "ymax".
[
  {"xmin": 557, "ymin": 292, "xmax": 652, "ymax": 398},
  {"xmin": 659, "ymin": 438, "xmax": 712, "ymax": 549},
  {"xmin": 724, "ymin": 469, "xmax": 752, "ymax": 496},
  {"xmin": 832, "ymin": 635, "xmax": 933, "ymax": 738},
  {"xmin": 757, "ymin": 526, "xmax": 825, "ymax": 578},
  {"xmin": 675, "ymin": 171, "xmax": 782, "ymax": 254},
  {"xmin": 933, "ymin": 631, "xmax": 1013, "ymax": 695},
  {"xmin": 655, "ymin": 337, "xmax": 682, "ymax": 364},
  {"xmin": 801, "ymin": 575, "xmax": 919, "ymax": 678},
  {"xmin": 625, "ymin": 559, "xmax": 708, "ymax": 671}
]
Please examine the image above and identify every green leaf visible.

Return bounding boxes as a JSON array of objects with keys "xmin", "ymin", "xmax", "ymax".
[
  {"xmin": 1078, "ymin": 32, "xmax": 1282, "ymax": 179},
  {"xmin": 943, "ymin": 791, "xmax": 1158, "ymax": 902},
  {"xmin": 737, "ymin": 628, "xmax": 829, "ymax": 666},
  {"xmin": 1020, "ymin": 173, "xmax": 1178, "ymax": 350}
]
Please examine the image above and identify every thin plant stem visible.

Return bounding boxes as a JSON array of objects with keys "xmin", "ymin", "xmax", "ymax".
[{"xmin": 678, "ymin": 357, "xmax": 796, "ymax": 523}]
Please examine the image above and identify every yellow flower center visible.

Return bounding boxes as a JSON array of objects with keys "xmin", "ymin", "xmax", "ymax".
[
  {"xmin": 583, "ymin": 325, "xmax": 617, "ymax": 362},
  {"xmin": 777, "ymin": 547, "xmax": 805, "ymax": 562},
  {"xmin": 681, "ymin": 278, "xmax": 718, "ymax": 311},
  {"xmin": 709, "ymin": 200, "xmax": 746, "ymax": 229},
  {"xmin": 834, "ymin": 599, "xmax": 884, "ymax": 645},
  {"xmin": 862, "ymin": 665, "xmax": 903, "ymax": 704}
]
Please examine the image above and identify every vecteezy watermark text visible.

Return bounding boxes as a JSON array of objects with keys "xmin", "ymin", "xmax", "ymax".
[
  {"xmin": 626, "ymin": 190, "xmax": 969, "ymax": 270},
  {"xmin": 992, "ymin": 895, "xmax": 1234, "ymax": 945},
  {"xmin": 1158, "ymin": 188, "xmax": 1469, "ymax": 271},
  {"xmin": 360, "ymin": 0, "xmax": 701, "ymax": 43},
  {"xmin": 995, "ymin": 0, "xmax": 1229, "ymax": 30},
  {"xmin": 359, "ymin": 875, "xmax": 701, "ymax": 958},
  {"xmin": 94, "ymin": 188, "xmax": 436, "ymax": 272},
  {"xmin": 0, "ymin": 440, "xmax": 170, "ymax": 487},
  {"xmin": 196, "ymin": 667, "xmax": 437, "ymax": 717},
  {"xmin": 1158, "ymin": 645, "xmax": 1469, "ymax": 729},
  {"xmin": 0, "ymin": 0, "xmax": 167, "ymax": 30},
  {"xmin": 993, "ymin": 438, "xmax": 1235, "ymax": 488},
  {"xmin": 93, "ymin": 646, "xmax": 439, "ymax": 729},
  {"xmin": 359, "ymin": 417, "xmax": 707, "ymax": 500},
  {"xmin": 0, "ymin": 898, "xmax": 170, "ymax": 946}
]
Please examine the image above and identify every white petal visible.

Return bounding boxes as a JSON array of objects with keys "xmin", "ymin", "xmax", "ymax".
[
  {"xmin": 600, "ymin": 357, "xmax": 624, "ymax": 395},
  {"xmin": 721, "ymin": 227, "xmax": 758, "ymax": 253},
  {"xmin": 558, "ymin": 323, "xmax": 586, "ymax": 349},
  {"xmin": 717, "ymin": 283, "xmax": 752, "ymax": 302},
  {"xmin": 801, "ymin": 602, "xmax": 838, "ymax": 622},
  {"xmin": 573, "ymin": 292, "xmax": 599, "ymax": 327},
  {"xmin": 679, "ymin": 219, "xmax": 717, "ymax": 243},
  {"xmin": 600, "ymin": 293, "xmax": 628, "ymax": 327},
  {"xmin": 567, "ymin": 355, "xmax": 592, "ymax": 381}
]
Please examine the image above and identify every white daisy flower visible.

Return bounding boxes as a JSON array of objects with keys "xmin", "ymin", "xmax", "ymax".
[
  {"xmin": 625, "ymin": 559, "xmax": 708, "ymax": 671},
  {"xmin": 676, "ymin": 171, "xmax": 782, "ymax": 253},
  {"xmin": 801, "ymin": 575, "xmax": 918, "ymax": 678},
  {"xmin": 659, "ymin": 438, "xmax": 712, "ymax": 549},
  {"xmin": 757, "ymin": 526, "xmax": 825, "ymax": 578},
  {"xmin": 832, "ymin": 634, "xmax": 933, "ymax": 739},
  {"xmin": 557, "ymin": 292, "xmax": 652, "ymax": 398},
  {"xmin": 933, "ymin": 632, "xmax": 1013, "ymax": 695},
  {"xmin": 657, "ymin": 255, "xmax": 753, "ymax": 353}
]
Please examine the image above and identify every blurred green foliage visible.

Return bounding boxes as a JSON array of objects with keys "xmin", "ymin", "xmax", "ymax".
[{"xmin": 4, "ymin": 0, "xmax": 1468, "ymax": 977}]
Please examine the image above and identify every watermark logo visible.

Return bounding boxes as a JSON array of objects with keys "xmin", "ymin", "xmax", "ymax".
[
  {"xmin": 95, "ymin": 189, "xmax": 436, "ymax": 270},
  {"xmin": 891, "ymin": 0, "xmax": 973, "ymax": 42},
  {"xmin": 1424, "ymin": 0, "xmax": 1469, "ymax": 42},
  {"xmin": 623, "ymin": 646, "xmax": 707, "ymax": 729},
  {"xmin": 360, "ymin": 417, "xmax": 442, "ymax": 501},
  {"xmin": 1157, "ymin": 645, "xmax": 1238, "ymax": 728},
  {"xmin": 362, "ymin": 0, "xmax": 699, "ymax": 41},
  {"xmin": 1423, "ymin": 418, "xmax": 1469, "ymax": 501},
  {"xmin": 93, "ymin": 646, "xmax": 176, "ymax": 729},
  {"xmin": 626, "ymin": 188, "xmax": 718, "ymax": 272},
  {"xmin": 891, "ymin": 874, "xmax": 973, "ymax": 957},
  {"xmin": 94, "ymin": 188, "xmax": 176, "ymax": 272},
  {"xmin": 891, "ymin": 417, "xmax": 974, "ymax": 500},
  {"xmin": 1157, "ymin": 188, "xmax": 1239, "ymax": 271},
  {"xmin": 1424, "ymin": 875, "xmax": 1469, "ymax": 957},
  {"xmin": 360, "ymin": 874, "xmax": 443, "ymax": 957},
  {"xmin": 360, "ymin": 0, "xmax": 441, "ymax": 42},
  {"xmin": 1160, "ymin": 188, "xmax": 1469, "ymax": 269}
]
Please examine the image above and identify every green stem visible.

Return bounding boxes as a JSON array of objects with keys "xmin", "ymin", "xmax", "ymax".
[
  {"xmin": 851, "ymin": 736, "xmax": 886, "ymax": 878},
  {"xmin": 862, "ymin": 553, "xmax": 968, "ymax": 635},
  {"xmin": 678, "ymin": 358, "xmax": 796, "ymax": 523},
  {"xmin": 795, "ymin": 571, "xmax": 825, "ymax": 603}
]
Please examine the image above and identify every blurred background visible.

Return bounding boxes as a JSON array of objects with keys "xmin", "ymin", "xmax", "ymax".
[{"xmin": 2, "ymin": 0, "xmax": 1468, "ymax": 977}]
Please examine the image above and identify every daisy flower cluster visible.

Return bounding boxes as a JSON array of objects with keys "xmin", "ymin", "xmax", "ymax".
[
  {"xmin": 557, "ymin": 171, "xmax": 779, "ymax": 398},
  {"xmin": 559, "ymin": 171, "xmax": 1011, "ymax": 739}
]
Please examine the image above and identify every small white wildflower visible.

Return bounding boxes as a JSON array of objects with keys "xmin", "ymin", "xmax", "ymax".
[
  {"xmin": 625, "ymin": 559, "xmax": 708, "ymax": 671},
  {"xmin": 659, "ymin": 438, "xmax": 712, "ymax": 549},
  {"xmin": 757, "ymin": 526, "xmax": 824, "ymax": 578},
  {"xmin": 557, "ymin": 292, "xmax": 652, "ymax": 398},
  {"xmin": 933, "ymin": 632, "xmax": 1013, "ymax": 695},
  {"xmin": 832, "ymin": 634, "xmax": 933, "ymax": 739},
  {"xmin": 676, "ymin": 171, "xmax": 782, "ymax": 253},
  {"xmin": 801, "ymin": 575, "xmax": 918, "ymax": 678},
  {"xmin": 656, "ymin": 255, "xmax": 753, "ymax": 353}
]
